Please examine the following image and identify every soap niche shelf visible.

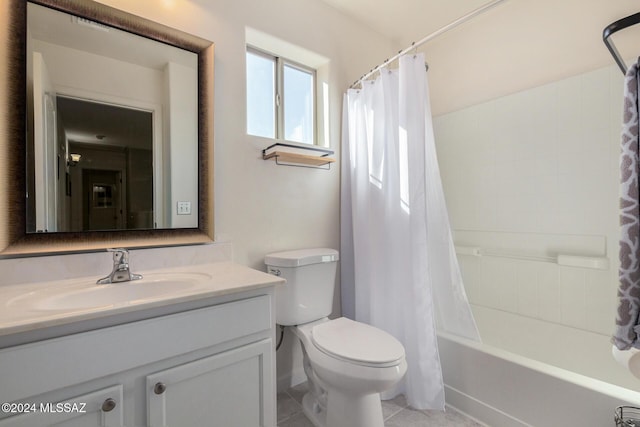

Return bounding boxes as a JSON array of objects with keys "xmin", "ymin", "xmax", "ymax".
[{"xmin": 262, "ymin": 142, "xmax": 335, "ymax": 169}]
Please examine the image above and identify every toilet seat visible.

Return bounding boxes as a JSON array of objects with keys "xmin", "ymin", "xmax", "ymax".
[{"xmin": 311, "ymin": 317, "xmax": 404, "ymax": 368}]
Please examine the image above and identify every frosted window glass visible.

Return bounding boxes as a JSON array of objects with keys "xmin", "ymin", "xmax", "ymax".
[
  {"xmin": 284, "ymin": 65, "xmax": 314, "ymax": 144},
  {"xmin": 246, "ymin": 51, "xmax": 275, "ymax": 138}
]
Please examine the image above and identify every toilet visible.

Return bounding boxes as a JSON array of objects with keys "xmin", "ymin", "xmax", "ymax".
[{"xmin": 265, "ymin": 248, "xmax": 407, "ymax": 427}]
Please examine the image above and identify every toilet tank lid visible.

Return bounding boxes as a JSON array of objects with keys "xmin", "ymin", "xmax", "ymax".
[{"xmin": 264, "ymin": 248, "xmax": 339, "ymax": 267}]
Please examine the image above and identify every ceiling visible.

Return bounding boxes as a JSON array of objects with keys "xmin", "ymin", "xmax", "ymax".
[
  {"xmin": 58, "ymin": 97, "xmax": 153, "ymax": 150},
  {"xmin": 28, "ymin": 2, "xmax": 196, "ymax": 70},
  {"xmin": 318, "ymin": 0, "xmax": 640, "ymax": 114},
  {"xmin": 318, "ymin": 0, "xmax": 491, "ymax": 48},
  {"xmin": 29, "ymin": 2, "xmax": 186, "ymax": 151}
]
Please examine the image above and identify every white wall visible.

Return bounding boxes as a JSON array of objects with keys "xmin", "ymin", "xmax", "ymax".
[
  {"xmin": 165, "ymin": 61, "xmax": 198, "ymax": 228},
  {"xmin": 93, "ymin": 0, "xmax": 392, "ymax": 269},
  {"xmin": 31, "ymin": 52, "xmax": 56, "ymax": 232},
  {"xmin": 433, "ymin": 64, "xmax": 623, "ymax": 338},
  {"xmin": 34, "ymin": 40, "xmax": 164, "ymax": 106}
]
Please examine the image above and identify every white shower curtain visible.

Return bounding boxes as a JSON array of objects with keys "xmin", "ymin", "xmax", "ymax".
[{"xmin": 340, "ymin": 53, "xmax": 480, "ymax": 410}]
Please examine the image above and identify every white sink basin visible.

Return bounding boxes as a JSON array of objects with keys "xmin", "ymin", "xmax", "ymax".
[{"xmin": 7, "ymin": 273, "xmax": 212, "ymax": 312}]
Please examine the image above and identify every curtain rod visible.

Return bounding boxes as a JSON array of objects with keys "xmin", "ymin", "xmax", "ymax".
[
  {"xmin": 603, "ymin": 11, "xmax": 640, "ymax": 74},
  {"xmin": 349, "ymin": 0, "xmax": 509, "ymax": 89}
]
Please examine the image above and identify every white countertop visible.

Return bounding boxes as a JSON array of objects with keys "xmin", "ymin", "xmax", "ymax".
[{"xmin": 0, "ymin": 261, "xmax": 283, "ymax": 340}]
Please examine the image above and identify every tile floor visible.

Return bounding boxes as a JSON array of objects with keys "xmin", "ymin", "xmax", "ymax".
[{"xmin": 277, "ymin": 383, "xmax": 485, "ymax": 427}]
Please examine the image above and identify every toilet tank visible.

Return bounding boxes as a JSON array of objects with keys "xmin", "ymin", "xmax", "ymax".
[{"xmin": 264, "ymin": 248, "xmax": 339, "ymax": 326}]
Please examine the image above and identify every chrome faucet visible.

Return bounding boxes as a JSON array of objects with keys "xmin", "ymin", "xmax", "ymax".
[{"xmin": 97, "ymin": 248, "xmax": 143, "ymax": 284}]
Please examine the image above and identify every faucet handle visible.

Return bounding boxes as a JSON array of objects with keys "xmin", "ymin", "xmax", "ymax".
[
  {"xmin": 107, "ymin": 248, "xmax": 129, "ymax": 264},
  {"xmin": 97, "ymin": 248, "xmax": 142, "ymax": 284}
]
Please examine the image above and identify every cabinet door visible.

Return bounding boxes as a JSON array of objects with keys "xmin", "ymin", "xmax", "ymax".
[
  {"xmin": 0, "ymin": 385, "xmax": 123, "ymax": 427},
  {"xmin": 147, "ymin": 339, "xmax": 274, "ymax": 427}
]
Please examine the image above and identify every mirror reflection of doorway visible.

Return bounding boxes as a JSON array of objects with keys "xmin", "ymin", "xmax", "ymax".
[
  {"xmin": 82, "ymin": 169, "xmax": 122, "ymax": 230},
  {"xmin": 58, "ymin": 97, "xmax": 154, "ymax": 231}
]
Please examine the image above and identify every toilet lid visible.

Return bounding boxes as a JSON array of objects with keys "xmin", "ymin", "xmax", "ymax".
[{"xmin": 311, "ymin": 317, "xmax": 405, "ymax": 367}]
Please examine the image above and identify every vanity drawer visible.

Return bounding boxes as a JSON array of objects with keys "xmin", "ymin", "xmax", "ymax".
[
  {"xmin": 0, "ymin": 294, "xmax": 272, "ymax": 404},
  {"xmin": 0, "ymin": 385, "xmax": 123, "ymax": 427}
]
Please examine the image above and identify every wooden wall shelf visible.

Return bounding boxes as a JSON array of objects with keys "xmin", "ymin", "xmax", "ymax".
[{"xmin": 262, "ymin": 143, "xmax": 335, "ymax": 169}]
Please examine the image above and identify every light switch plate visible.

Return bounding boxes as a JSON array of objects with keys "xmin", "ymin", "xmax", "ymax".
[{"xmin": 177, "ymin": 201, "xmax": 191, "ymax": 215}]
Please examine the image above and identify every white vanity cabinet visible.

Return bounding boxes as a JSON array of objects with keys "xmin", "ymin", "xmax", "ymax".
[
  {"xmin": 0, "ymin": 289, "xmax": 277, "ymax": 427},
  {"xmin": 147, "ymin": 339, "xmax": 272, "ymax": 426}
]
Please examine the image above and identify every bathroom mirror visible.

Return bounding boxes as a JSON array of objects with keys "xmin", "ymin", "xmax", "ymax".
[{"xmin": 0, "ymin": 0, "xmax": 214, "ymax": 257}]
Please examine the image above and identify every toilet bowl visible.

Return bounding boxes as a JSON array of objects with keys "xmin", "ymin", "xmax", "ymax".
[
  {"xmin": 265, "ymin": 248, "xmax": 407, "ymax": 427},
  {"xmin": 292, "ymin": 317, "xmax": 407, "ymax": 427}
]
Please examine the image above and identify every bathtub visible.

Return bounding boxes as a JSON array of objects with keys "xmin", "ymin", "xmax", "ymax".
[{"xmin": 438, "ymin": 305, "xmax": 640, "ymax": 426}]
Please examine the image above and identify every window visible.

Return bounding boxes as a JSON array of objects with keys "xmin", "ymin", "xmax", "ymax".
[{"xmin": 246, "ymin": 47, "xmax": 316, "ymax": 144}]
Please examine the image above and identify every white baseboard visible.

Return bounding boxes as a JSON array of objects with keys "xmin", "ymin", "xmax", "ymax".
[{"xmin": 277, "ymin": 368, "xmax": 307, "ymax": 393}]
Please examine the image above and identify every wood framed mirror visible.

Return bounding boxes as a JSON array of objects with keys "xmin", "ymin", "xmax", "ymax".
[{"xmin": 0, "ymin": 0, "xmax": 214, "ymax": 257}]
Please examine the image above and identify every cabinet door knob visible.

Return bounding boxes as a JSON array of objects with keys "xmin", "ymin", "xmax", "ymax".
[
  {"xmin": 154, "ymin": 382, "xmax": 167, "ymax": 395},
  {"xmin": 101, "ymin": 398, "xmax": 117, "ymax": 412}
]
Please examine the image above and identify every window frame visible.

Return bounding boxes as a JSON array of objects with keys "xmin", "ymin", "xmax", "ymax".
[{"xmin": 246, "ymin": 46, "xmax": 317, "ymax": 145}]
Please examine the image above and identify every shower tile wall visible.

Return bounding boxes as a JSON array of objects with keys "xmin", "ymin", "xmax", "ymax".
[{"xmin": 433, "ymin": 64, "xmax": 623, "ymax": 336}]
